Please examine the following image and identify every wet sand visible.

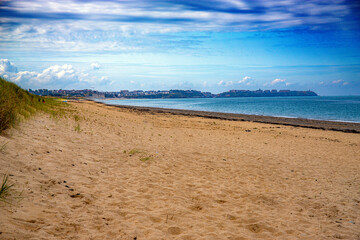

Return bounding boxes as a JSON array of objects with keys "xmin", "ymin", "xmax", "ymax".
[{"xmin": 1, "ymin": 100, "xmax": 359, "ymax": 239}]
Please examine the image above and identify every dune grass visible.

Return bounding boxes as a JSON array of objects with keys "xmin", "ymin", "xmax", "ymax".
[
  {"xmin": 0, "ymin": 174, "xmax": 13, "ymax": 202},
  {"xmin": 0, "ymin": 77, "xmax": 66, "ymax": 133}
]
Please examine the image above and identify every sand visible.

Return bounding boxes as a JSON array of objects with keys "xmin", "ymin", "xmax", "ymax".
[
  {"xmin": 98, "ymin": 101, "xmax": 360, "ymax": 133},
  {"xmin": 0, "ymin": 100, "xmax": 359, "ymax": 239}
]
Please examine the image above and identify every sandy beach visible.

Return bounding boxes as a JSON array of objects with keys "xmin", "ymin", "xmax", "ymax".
[{"xmin": 1, "ymin": 100, "xmax": 359, "ymax": 239}]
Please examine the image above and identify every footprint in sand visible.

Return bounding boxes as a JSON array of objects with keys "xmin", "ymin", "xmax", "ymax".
[
  {"xmin": 226, "ymin": 214, "xmax": 236, "ymax": 220},
  {"xmin": 149, "ymin": 216, "xmax": 162, "ymax": 223},
  {"xmin": 248, "ymin": 224, "xmax": 261, "ymax": 233},
  {"xmin": 190, "ymin": 204, "xmax": 203, "ymax": 211},
  {"xmin": 167, "ymin": 226, "xmax": 182, "ymax": 235}
]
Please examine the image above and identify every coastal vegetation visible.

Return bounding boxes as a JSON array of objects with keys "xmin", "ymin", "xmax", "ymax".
[
  {"xmin": 0, "ymin": 174, "xmax": 13, "ymax": 202},
  {"xmin": 0, "ymin": 77, "xmax": 65, "ymax": 133}
]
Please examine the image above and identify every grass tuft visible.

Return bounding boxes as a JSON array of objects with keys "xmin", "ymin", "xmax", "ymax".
[
  {"xmin": 74, "ymin": 123, "xmax": 81, "ymax": 133},
  {"xmin": 74, "ymin": 115, "xmax": 80, "ymax": 122},
  {"xmin": 139, "ymin": 156, "xmax": 152, "ymax": 162},
  {"xmin": 0, "ymin": 174, "xmax": 13, "ymax": 201},
  {"xmin": 0, "ymin": 142, "xmax": 8, "ymax": 153},
  {"xmin": 128, "ymin": 148, "xmax": 141, "ymax": 155}
]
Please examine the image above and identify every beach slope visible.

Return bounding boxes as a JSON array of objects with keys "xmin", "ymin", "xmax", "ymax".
[{"xmin": 1, "ymin": 100, "xmax": 359, "ymax": 239}]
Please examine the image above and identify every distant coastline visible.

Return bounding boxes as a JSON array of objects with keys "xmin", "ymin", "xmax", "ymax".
[{"xmin": 29, "ymin": 88, "xmax": 317, "ymax": 98}]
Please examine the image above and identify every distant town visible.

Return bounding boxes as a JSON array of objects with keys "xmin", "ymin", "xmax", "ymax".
[{"xmin": 28, "ymin": 89, "xmax": 318, "ymax": 98}]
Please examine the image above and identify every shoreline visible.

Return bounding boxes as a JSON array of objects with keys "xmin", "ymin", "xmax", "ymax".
[{"xmin": 90, "ymin": 99, "xmax": 360, "ymax": 133}]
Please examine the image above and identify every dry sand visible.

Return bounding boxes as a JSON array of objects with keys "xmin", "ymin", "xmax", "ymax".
[{"xmin": 0, "ymin": 100, "xmax": 359, "ymax": 239}]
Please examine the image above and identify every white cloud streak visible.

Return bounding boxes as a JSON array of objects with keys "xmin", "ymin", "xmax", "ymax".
[{"xmin": 5, "ymin": 0, "xmax": 352, "ymax": 31}]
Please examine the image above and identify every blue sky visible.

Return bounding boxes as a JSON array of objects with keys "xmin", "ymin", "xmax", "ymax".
[{"xmin": 0, "ymin": 0, "xmax": 359, "ymax": 95}]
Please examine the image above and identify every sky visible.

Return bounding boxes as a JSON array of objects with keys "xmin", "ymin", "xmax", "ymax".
[{"xmin": 0, "ymin": 0, "xmax": 360, "ymax": 95}]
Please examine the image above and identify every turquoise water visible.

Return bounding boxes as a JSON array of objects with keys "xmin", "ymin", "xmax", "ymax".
[{"xmin": 99, "ymin": 96, "xmax": 360, "ymax": 123}]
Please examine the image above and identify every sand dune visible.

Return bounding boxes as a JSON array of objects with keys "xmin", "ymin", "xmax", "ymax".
[{"xmin": 1, "ymin": 100, "xmax": 359, "ymax": 239}]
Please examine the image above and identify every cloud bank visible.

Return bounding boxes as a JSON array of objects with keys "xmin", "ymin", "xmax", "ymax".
[{"xmin": 0, "ymin": 59, "xmax": 109, "ymax": 88}]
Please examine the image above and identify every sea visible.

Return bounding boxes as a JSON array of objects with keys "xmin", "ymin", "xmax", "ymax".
[{"xmin": 98, "ymin": 96, "xmax": 360, "ymax": 123}]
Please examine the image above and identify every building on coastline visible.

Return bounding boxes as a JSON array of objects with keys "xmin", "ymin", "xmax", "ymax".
[{"xmin": 29, "ymin": 88, "xmax": 318, "ymax": 98}]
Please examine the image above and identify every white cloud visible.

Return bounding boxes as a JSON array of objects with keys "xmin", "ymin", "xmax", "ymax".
[
  {"xmin": 14, "ymin": 71, "xmax": 38, "ymax": 83},
  {"xmin": 332, "ymin": 79, "xmax": 343, "ymax": 84},
  {"xmin": 218, "ymin": 80, "xmax": 233, "ymax": 86},
  {"xmin": 35, "ymin": 64, "xmax": 78, "ymax": 84},
  {"xmin": 130, "ymin": 80, "xmax": 135, "ymax": 84},
  {"xmin": 320, "ymin": 80, "xmax": 349, "ymax": 86},
  {"xmin": 285, "ymin": 82, "xmax": 292, "ymax": 86},
  {"xmin": 91, "ymin": 62, "xmax": 101, "ymax": 70},
  {"xmin": 238, "ymin": 76, "xmax": 251, "ymax": 83},
  {"xmin": 0, "ymin": 59, "xmax": 108, "ymax": 88},
  {"xmin": 271, "ymin": 78, "xmax": 286, "ymax": 85},
  {"xmin": 225, "ymin": 81, "xmax": 233, "ymax": 86},
  {"xmin": 330, "ymin": 79, "xmax": 350, "ymax": 86},
  {"xmin": 0, "ymin": 59, "xmax": 18, "ymax": 73}
]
